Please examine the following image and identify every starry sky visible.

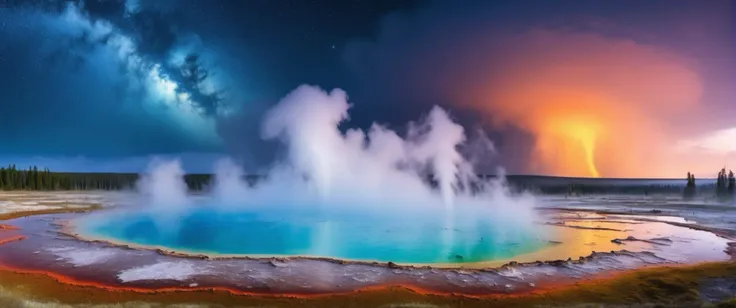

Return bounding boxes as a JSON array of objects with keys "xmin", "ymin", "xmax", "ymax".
[{"xmin": 0, "ymin": 0, "xmax": 734, "ymax": 177}]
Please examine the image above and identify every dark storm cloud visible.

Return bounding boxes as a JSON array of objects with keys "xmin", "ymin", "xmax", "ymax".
[{"xmin": 342, "ymin": 0, "xmax": 735, "ymax": 177}]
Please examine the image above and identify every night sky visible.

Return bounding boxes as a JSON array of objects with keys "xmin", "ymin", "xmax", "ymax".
[{"xmin": 0, "ymin": 0, "xmax": 734, "ymax": 177}]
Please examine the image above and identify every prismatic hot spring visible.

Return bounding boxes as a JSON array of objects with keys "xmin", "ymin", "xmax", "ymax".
[{"xmin": 73, "ymin": 85, "xmax": 544, "ymax": 264}]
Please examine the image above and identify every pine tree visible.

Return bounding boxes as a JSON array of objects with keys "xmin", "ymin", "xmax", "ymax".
[
  {"xmin": 3, "ymin": 166, "xmax": 12, "ymax": 190},
  {"xmin": 31, "ymin": 166, "xmax": 37, "ymax": 190},
  {"xmin": 715, "ymin": 167, "xmax": 734, "ymax": 201},
  {"xmin": 10, "ymin": 165, "xmax": 17, "ymax": 189},
  {"xmin": 684, "ymin": 172, "xmax": 696, "ymax": 199},
  {"xmin": 44, "ymin": 168, "xmax": 50, "ymax": 190}
]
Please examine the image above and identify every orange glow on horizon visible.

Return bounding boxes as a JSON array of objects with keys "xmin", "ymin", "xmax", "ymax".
[
  {"xmin": 530, "ymin": 108, "xmax": 606, "ymax": 178},
  {"xmin": 453, "ymin": 30, "xmax": 718, "ymax": 178},
  {"xmin": 547, "ymin": 119, "xmax": 601, "ymax": 178}
]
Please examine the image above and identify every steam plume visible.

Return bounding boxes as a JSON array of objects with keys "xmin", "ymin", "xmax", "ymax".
[
  {"xmin": 259, "ymin": 85, "xmax": 479, "ymax": 207},
  {"xmin": 132, "ymin": 85, "xmax": 539, "ymax": 261},
  {"xmin": 137, "ymin": 159, "xmax": 189, "ymax": 207},
  {"xmin": 139, "ymin": 85, "xmax": 536, "ymax": 215}
]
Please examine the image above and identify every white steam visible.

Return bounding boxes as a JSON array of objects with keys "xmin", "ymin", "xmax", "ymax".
[
  {"xmin": 406, "ymin": 106, "xmax": 468, "ymax": 207},
  {"xmin": 257, "ymin": 85, "xmax": 476, "ymax": 208},
  {"xmin": 212, "ymin": 158, "xmax": 249, "ymax": 202},
  {"xmin": 135, "ymin": 85, "xmax": 539, "ymax": 257},
  {"xmin": 137, "ymin": 159, "xmax": 189, "ymax": 207}
]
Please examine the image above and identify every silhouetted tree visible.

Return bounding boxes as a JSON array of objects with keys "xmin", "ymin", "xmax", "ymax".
[
  {"xmin": 715, "ymin": 167, "xmax": 734, "ymax": 202},
  {"xmin": 684, "ymin": 172, "xmax": 696, "ymax": 199}
]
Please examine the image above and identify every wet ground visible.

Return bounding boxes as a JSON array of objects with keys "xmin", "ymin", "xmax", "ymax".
[{"xmin": 0, "ymin": 192, "xmax": 733, "ymax": 297}]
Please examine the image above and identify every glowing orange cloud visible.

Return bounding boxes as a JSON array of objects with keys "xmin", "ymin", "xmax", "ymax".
[
  {"xmin": 347, "ymin": 20, "xmax": 733, "ymax": 177},
  {"xmin": 459, "ymin": 30, "xmax": 706, "ymax": 178}
]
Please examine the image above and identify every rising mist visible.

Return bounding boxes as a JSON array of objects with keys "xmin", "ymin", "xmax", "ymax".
[{"xmin": 128, "ymin": 85, "xmax": 540, "ymax": 259}]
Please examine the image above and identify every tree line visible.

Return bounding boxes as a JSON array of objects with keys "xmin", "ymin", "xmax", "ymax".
[
  {"xmin": 0, "ymin": 165, "xmax": 213, "ymax": 191},
  {"xmin": 683, "ymin": 168, "xmax": 735, "ymax": 201},
  {"xmin": 1, "ymin": 165, "xmax": 56, "ymax": 190},
  {"xmin": 2, "ymin": 164, "xmax": 735, "ymax": 198}
]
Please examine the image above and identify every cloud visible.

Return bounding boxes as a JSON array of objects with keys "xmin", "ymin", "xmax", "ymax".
[
  {"xmin": 677, "ymin": 128, "xmax": 736, "ymax": 155},
  {"xmin": 460, "ymin": 30, "xmax": 703, "ymax": 178},
  {"xmin": 344, "ymin": 0, "xmax": 734, "ymax": 178}
]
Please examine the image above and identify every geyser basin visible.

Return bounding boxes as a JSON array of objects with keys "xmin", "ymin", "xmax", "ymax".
[
  {"xmin": 67, "ymin": 85, "xmax": 549, "ymax": 265},
  {"xmin": 74, "ymin": 205, "xmax": 548, "ymax": 264},
  {"xmin": 1, "ymin": 193, "xmax": 732, "ymax": 296}
]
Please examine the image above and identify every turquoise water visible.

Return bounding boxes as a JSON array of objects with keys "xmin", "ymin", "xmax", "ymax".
[{"xmin": 77, "ymin": 206, "xmax": 547, "ymax": 264}]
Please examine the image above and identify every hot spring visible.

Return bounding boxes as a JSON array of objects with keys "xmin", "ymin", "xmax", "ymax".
[
  {"xmin": 75, "ymin": 205, "xmax": 546, "ymax": 264},
  {"xmin": 71, "ymin": 85, "xmax": 546, "ymax": 265}
]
